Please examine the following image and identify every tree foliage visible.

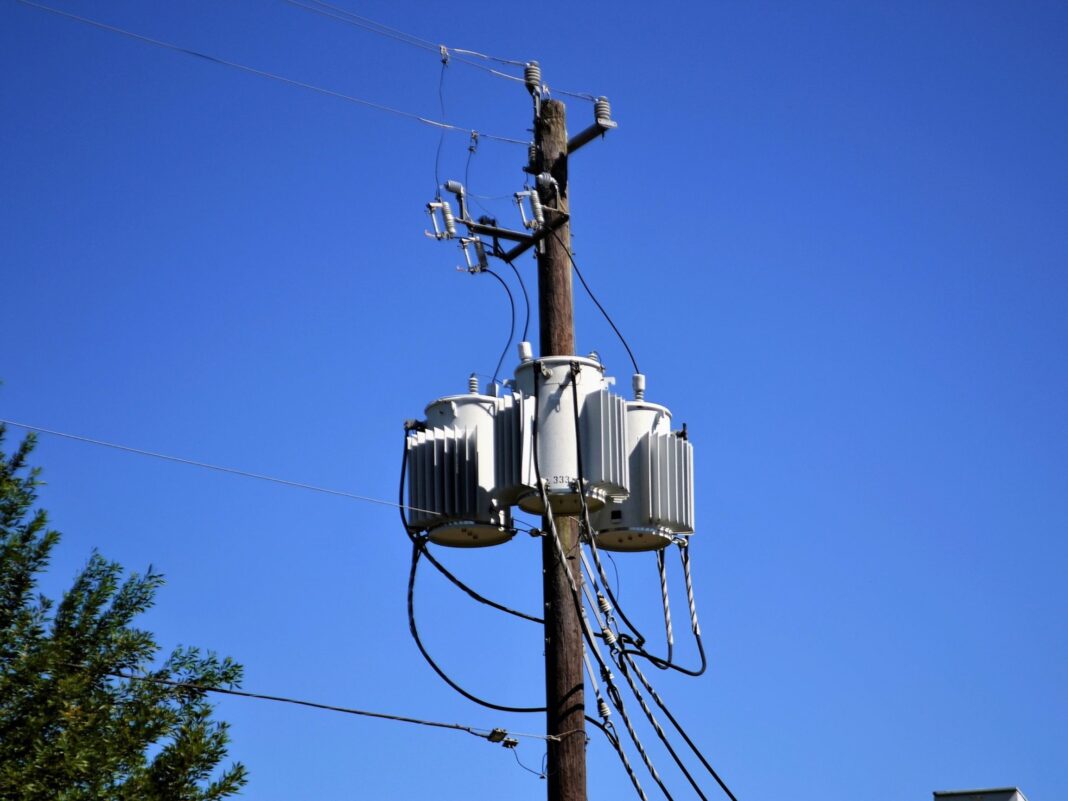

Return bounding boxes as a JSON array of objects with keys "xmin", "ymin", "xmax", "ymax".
[{"xmin": 0, "ymin": 426, "xmax": 247, "ymax": 800}]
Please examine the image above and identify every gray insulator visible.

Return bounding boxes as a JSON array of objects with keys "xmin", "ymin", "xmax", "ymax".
[
  {"xmin": 632, "ymin": 373, "xmax": 646, "ymax": 401},
  {"xmin": 595, "ymin": 96, "xmax": 612, "ymax": 123},
  {"xmin": 524, "ymin": 61, "xmax": 542, "ymax": 95},
  {"xmin": 597, "ymin": 698, "xmax": 612, "ymax": 720},
  {"xmin": 442, "ymin": 202, "xmax": 457, "ymax": 237},
  {"xmin": 529, "ymin": 190, "xmax": 545, "ymax": 225},
  {"xmin": 468, "ymin": 374, "xmax": 479, "ymax": 394},
  {"xmin": 597, "ymin": 593, "xmax": 613, "ymax": 615},
  {"xmin": 527, "ymin": 143, "xmax": 537, "ymax": 169}
]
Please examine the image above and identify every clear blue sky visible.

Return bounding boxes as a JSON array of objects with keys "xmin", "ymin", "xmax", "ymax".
[{"xmin": 2, "ymin": 1, "xmax": 1066, "ymax": 799}]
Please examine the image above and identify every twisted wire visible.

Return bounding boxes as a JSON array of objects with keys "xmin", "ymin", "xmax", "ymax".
[
  {"xmin": 15, "ymin": 0, "xmax": 528, "ymax": 145},
  {"xmin": 533, "ymin": 365, "xmax": 673, "ymax": 799},
  {"xmin": 657, "ymin": 549, "xmax": 675, "ymax": 664},
  {"xmin": 622, "ymin": 652, "xmax": 739, "ymax": 801}
]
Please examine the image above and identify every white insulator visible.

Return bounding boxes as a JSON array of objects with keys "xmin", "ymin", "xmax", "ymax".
[
  {"xmin": 602, "ymin": 627, "xmax": 617, "ymax": 646},
  {"xmin": 597, "ymin": 593, "xmax": 613, "ymax": 616},
  {"xmin": 597, "ymin": 698, "xmax": 612, "ymax": 720},
  {"xmin": 524, "ymin": 61, "xmax": 542, "ymax": 95},
  {"xmin": 529, "ymin": 190, "xmax": 545, "ymax": 226},
  {"xmin": 407, "ymin": 390, "xmax": 512, "ymax": 547},
  {"xmin": 590, "ymin": 396, "xmax": 693, "ymax": 552},
  {"xmin": 468, "ymin": 373, "xmax": 479, "ymax": 394},
  {"xmin": 594, "ymin": 96, "xmax": 612, "ymax": 124},
  {"xmin": 517, "ymin": 341, "xmax": 533, "ymax": 362},
  {"xmin": 441, "ymin": 201, "xmax": 457, "ymax": 237}
]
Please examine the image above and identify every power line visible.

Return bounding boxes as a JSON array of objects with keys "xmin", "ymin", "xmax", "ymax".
[
  {"xmin": 408, "ymin": 539, "xmax": 546, "ymax": 714},
  {"xmin": 0, "ymin": 419, "xmax": 434, "ymax": 517},
  {"xmin": 283, "ymin": 0, "xmax": 530, "ymax": 81},
  {"xmin": 483, "ymin": 267, "xmax": 516, "ymax": 388},
  {"xmin": 282, "ymin": 0, "xmax": 604, "ymax": 100},
  {"xmin": 550, "ymin": 228, "xmax": 641, "ymax": 375},
  {"xmin": 59, "ymin": 663, "xmax": 557, "ymax": 745},
  {"xmin": 283, "ymin": 0, "xmax": 441, "ymax": 54},
  {"xmin": 13, "ymin": 0, "xmax": 528, "ymax": 146}
]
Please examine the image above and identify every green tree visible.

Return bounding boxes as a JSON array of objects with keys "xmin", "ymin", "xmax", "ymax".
[{"xmin": 0, "ymin": 426, "xmax": 247, "ymax": 800}]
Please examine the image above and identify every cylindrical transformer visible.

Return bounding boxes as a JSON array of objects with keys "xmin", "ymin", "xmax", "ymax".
[
  {"xmin": 513, "ymin": 355, "xmax": 620, "ymax": 514},
  {"xmin": 406, "ymin": 387, "xmax": 513, "ymax": 547},
  {"xmin": 591, "ymin": 398, "xmax": 694, "ymax": 552}
]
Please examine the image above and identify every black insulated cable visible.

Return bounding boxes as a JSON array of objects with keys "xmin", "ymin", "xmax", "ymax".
[
  {"xmin": 399, "ymin": 429, "xmax": 540, "ymax": 623},
  {"xmin": 408, "ymin": 539, "xmax": 545, "ymax": 714},
  {"xmin": 550, "ymin": 228, "xmax": 640, "ymax": 375},
  {"xmin": 483, "ymin": 268, "xmax": 515, "ymax": 388}
]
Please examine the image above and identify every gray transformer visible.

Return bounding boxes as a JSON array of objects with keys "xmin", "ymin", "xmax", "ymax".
[
  {"xmin": 591, "ymin": 397, "xmax": 694, "ymax": 552},
  {"xmin": 406, "ymin": 389, "xmax": 513, "ymax": 547},
  {"xmin": 406, "ymin": 348, "xmax": 693, "ymax": 552},
  {"xmin": 507, "ymin": 355, "xmax": 629, "ymax": 515}
]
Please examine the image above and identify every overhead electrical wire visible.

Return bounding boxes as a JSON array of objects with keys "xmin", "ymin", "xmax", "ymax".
[
  {"xmin": 434, "ymin": 54, "xmax": 449, "ymax": 196},
  {"xmin": 282, "ymin": 0, "xmax": 442, "ymax": 54},
  {"xmin": 549, "ymin": 229, "xmax": 641, "ymax": 375},
  {"xmin": 505, "ymin": 259, "xmax": 532, "ymax": 344},
  {"xmin": 284, "ymin": 0, "xmax": 527, "ymax": 75},
  {"xmin": 13, "ymin": 0, "xmax": 527, "ymax": 145},
  {"xmin": 482, "ymin": 268, "xmax": 516, "ymax": 388},
  {"xmin": 397, "ymin": 430, "xmax": 545, "ymax": 714},
  {"xmin": 0, "ymin": 419, "xmax": 438, "ymax": 517},
  {"xmin": 397, "ymin": 425, "xmax": 541, "ymax": 625},
  {"xmin": 61, "ymin": 664, "xmax": 557, "ymax": 744},
  {"xmin": 621, "ymin": 652, "xmax": 741, "ymax": 801},
  {"xmin": 408, "ymin": 539, "xmax": 546, "ymax": 714},
  {"xmin": 281, "ymin": 0, "xmax": 603, "ymax": 100}
]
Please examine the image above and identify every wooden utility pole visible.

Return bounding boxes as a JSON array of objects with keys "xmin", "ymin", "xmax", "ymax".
[{"xmin": 536, "ymin": 98, "xmax": 587, "ymax": 801}]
